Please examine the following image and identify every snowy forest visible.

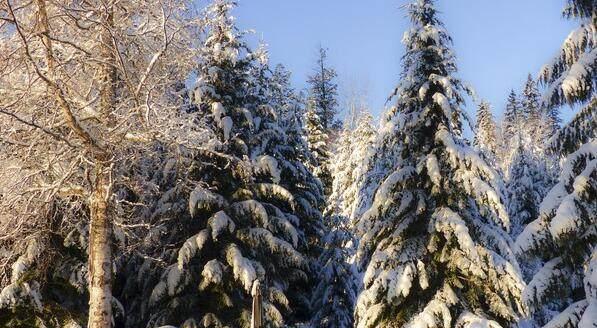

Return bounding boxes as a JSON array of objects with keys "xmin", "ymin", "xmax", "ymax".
[{"xmin": 0, "ymin": 0, "xmax": 594, "ymax": 327}]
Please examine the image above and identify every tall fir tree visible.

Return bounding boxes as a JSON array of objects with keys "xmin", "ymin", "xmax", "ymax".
[
  {"xmin": 306, "ymin": 47, "xmax": 340, "ymax": 196},
  {"xmin": 521, "ymin": 74, "xmax": 544, "ymax": 149},
  {"xmin": 305, "ymin": 101, "xmax": 333, "ymax": 196},
  {"xmin": 473, "ymin": 100, "xmax": 499, "ymax": 161},
  {"xmin": 307, "ymin": 47, "xmax": 340, "ymax": 131},
  {"xmin": 311, "ymin": 110, "xmax": 376, "ymax": 328},
  {"xmin": 354, "ymin": 1, "xmax": 525, "ymax": 327},
  {"xmin": 118, "ymin": 2, "xmax": 324, "ymax": 326},
  {"xmin": 548, "ymin": 97, "xmax": 595, "ymax": 157},
  {"xmin": 346, "ymin": 113, "xmax": 378, "ymax": 221},
  {"xmin": 269, "ymin": 64, "xmax": 297, "ymax": 124},
  {"xmin": 310, "ymin": 212, "xmax": 358, "ymax": 328},
  {"xmin": 516, "ymin": 1, "xmax": 596, "ymax": 327},
  {"xmin": 505, "ymin": 143, "xmax": 553, "ymax": 240},
  {"xmin": 502, "ymin": 90, "xmax": 524, "ymax": 144},
  {"xmin": 540, "ymin": 0, "xmax": 595, "ymax": 108},
  {"xmin": 515, "ymin": 141, "xmax": 596, "ymax": 327}
]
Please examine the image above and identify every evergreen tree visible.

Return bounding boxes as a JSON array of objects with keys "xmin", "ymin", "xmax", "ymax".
[
  {"xmin": 247, "ymin": 45, "xmax": 326, "ymax": 322},
  {"xmin": 354, "ymin": 1, "xmax": 524, "ymax": 327},
  {"xmin": 311, "ymin": 111, "xmax": 376, "ymax": 328},
  {"xmin": 307, "ymin": 47, "xmax": 340, "ymax": 131},
  {"xmin": 548, "ymin": 97, "xmax": 596, "ymax": 157},
  {"xmin": 122, "ymin": 2, "xmax": 324, "ymax": 326},
  {"xmin": 516, "ymin": 2, "xmax": 596, "ymax": 327},
  {"xmin": 540, "ymin": 0, "xmax": 595, "ymax": 108},
  {"xmin": 473, "ymin": 101, "xmax": 498, "ymax": 161},
  {"xmin": 305, "ymin": 47, "xmax": 340, "ymax": 196},
  {"xmin": 521, "ymin": 74, "xmax": 544, "ymax": 148},
  {"xmin": 502, "ymin": 90, "xmax": 523, "ymax": 144},
  {"xmin": 310, "ymin": 213, "xmax": 358, "ymax": 328},
  {"xmin": 506, "ymin": 144, "xmax": 553, "ymax": 239},
  {"xmin": 305, "ymin": 101, "xmax": 333, "ymax": 196},
  {"xmin": 515, "ymin": 141, "xmax": 596, "ymax": 327},
  {"xmin": 346, "ymin": 113, "xmax": 378, "ymax": 221},
  {"xmin": 270, "ymin": 64, "xmax": 296, "ymax": 122},
  {"xmin": 544, "ymin": 105, "xmax": 562, "ymax": 142}
]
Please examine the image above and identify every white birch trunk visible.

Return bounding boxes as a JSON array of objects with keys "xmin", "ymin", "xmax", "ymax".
[{"xmin": 88, "ymin": 165, "xmax": 113, "ymax": 328}]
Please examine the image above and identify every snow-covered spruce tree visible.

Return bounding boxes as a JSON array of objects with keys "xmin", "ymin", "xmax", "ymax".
[
  {"xmin": 269, "ymin": 64, "xmax": 296, "ymax": 123},
  {"xmin": 515, "ymin": 141, "xmax": 596, "ymax": 327},
  {"xmin": 307, "ymin": 47, "xmax": 340, "ymax": 132},
  {"xmin": 305, "ymin": 47, "xmax": 340, "ymax": 196},
  {"xmin": 521, "ymin": 75, "xmax": 545, "ymax": 151},
  {"xmin": 267, "ymin": 64, "xmax": 315, "ymax": 171},
  {"xmin": 310, "ymin": 211, "xmax": 358, "ymax": 328},
  {"xmin": 548, "ymin": 97, "xmax": 595, "ymax": 157},
  {"xmin": 505, "ymin": 143, "xmax": 554, "ymax": 239},
  {"xmin": 327, "ymin": 122, "xmax": 355, "ymax": 216},
  {"xmin": 502, "ymin": 90, "xmax": 524, "ymax": 145},
  {"xmin": 305, "ymin": 100, "xmax": 334, "ymax": 197},
  {"xmin": 327, "ymin": 110, "xmax": 378, "ymax": 224},
  {"xmin": 544, "ymin": 103, "xmax": 563, "ymax": 144},
  {"xmin": 310, "ymin": 111, "xmax": 376, "ymax": 328},
  {"xmin": 131, "ymin": 2, "xmax": 323, "ymax": 327},
  {"xmin": 345, "ymin": 113, "xmax": 378, "ymax": 222},
  {"xmin": 540, "ymin": 0, "xmax": 595, "ymax": 108},
  {"xmin": 473, "ymin": 101, "xmax": 498, "ymax": 161},
  {"xmin": 247, "ymin": 44, "xmax": 326, "ymax": 323},
  {"xmin": 497, "ymin": 90, "xmax": 526, "ymax": 172},
  {"xmin": 354, "ymin": 1, "xmax": 525, "ymax": 327},
  {"xmin": 515, "ymin": 2, "xmax": 596, "ymax": 327}
]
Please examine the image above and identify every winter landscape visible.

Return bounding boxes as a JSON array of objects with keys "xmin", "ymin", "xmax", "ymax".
[{"xmin": 0, "ymin": 0, "xmax": 595, "ymax": 327}]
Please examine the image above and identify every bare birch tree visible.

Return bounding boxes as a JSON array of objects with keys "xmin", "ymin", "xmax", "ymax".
[{"xmin": 0, "ymin": 0, "xmax": 204, "ymax": 326}]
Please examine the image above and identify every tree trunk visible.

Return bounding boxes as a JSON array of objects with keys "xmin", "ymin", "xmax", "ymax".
[
  {"xmin": 88, "ymin": 164, "xmax": 113, "ymax": 328},
  {"xmin": 251, "ymin": 280, "xmax": 263, "ymax": 328}
]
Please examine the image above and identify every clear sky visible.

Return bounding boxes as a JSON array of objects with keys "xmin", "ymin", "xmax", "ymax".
[{"xmin": 234, "ymin": 0, "xmax": 577, "ymax": 123}]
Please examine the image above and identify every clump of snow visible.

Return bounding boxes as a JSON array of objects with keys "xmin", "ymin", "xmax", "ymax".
[
  {"xmin": 254, "ymin": 155, "xmax": 281, "ymax": 183},
  {"xmin": 270, "ymin": 215, "xmax": 299, "ymax": 248},
  {"xmin": 418, "ymin": 82, "xmax": 430, "ymax": 100},
  {"xmin": 578, "ymin": 298, "xmax": 596, "ymax": 328},
  {"xmin": 225, "ymin": 244, "xmax": 256, "ymax": 292},
  {"xmin": 201, "ymin": 259, "xmax": 224, "ymax": 288},
  {"xmin": 177, "ymin": 229, "xmax": 210, "ymax": 269},
  {"xmin": 426, "ymin": 154, "xmax": 441, "ymax": 187},
  {"xmin": 432, "ymin": 93, "xmax": 452, "ymax": 119},
  {"xmin": 189, "ymin": 186, "xmax": 227, "ymax": 217},
  {"xmin": 386, "ymin": 263, "xmax": 415, "ymax": 301},
  {"xmin": 231, "ymin": 200, "xmax": 269, "ymax": 226},
  {"xmin": 252, "ymin": 183, "xmax": 295, "ymax": 209},
  {"xmin": 543, "ymin": 300, "xmax": 587, "ymax": 328},
  {"xmin": 11, "ymin": 239, "xmax": 41, "ymax": 283},
  {"xmin": 548, "ymin": 158, "xmax": 596, "ymax": 239},
  {"xmin": 150, "ymin": 264, "xmax": 186, "ymax": 305},
  {"xmin": 0, "ymin": 282, "xmax": 42, "ymax": 309},
  {"xmin": 416, "ymin": 260, "xmax": 429, "ymax": 290},
  {"xmin": 221, "ymin": 116, "xmax": 233, "ymax": 140},
  {"xmin": 431, "ymin": 207, "xmax": 482, "ymax": 276},
  {"xmin": 514, "ymin": 215, "xmax": 549, "ymax": 255},
  {"xmin": 455, "ymin": 312, "xmax": 502, "ymax": 328},
  {"xmin": 237, "ymin": 228, "xmax": 306, "ymax": 268},
  {"xmin": 209, "ymin": 211, "xmax": 235, "ymax": 240},
  {"xmin": 402, "ymin": 284, "xmax": 457, "ymax": 328},
  {"xmin": 212, "ymin": 102, "xmax": 226, "ymax": 122},
  {"xmin": 561, "ymin": 49, "xmax": 595, "ymax": 99}
]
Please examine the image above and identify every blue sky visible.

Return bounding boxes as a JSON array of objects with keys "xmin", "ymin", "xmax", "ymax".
[{"xmin": 234, "ymin": 0, "xmax": 577, "ymax": 123}]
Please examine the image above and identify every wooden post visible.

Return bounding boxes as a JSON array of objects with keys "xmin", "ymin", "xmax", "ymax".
[{"xmin": 251, "ymin": 280, "xmax": 263, "ymax": 328}]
